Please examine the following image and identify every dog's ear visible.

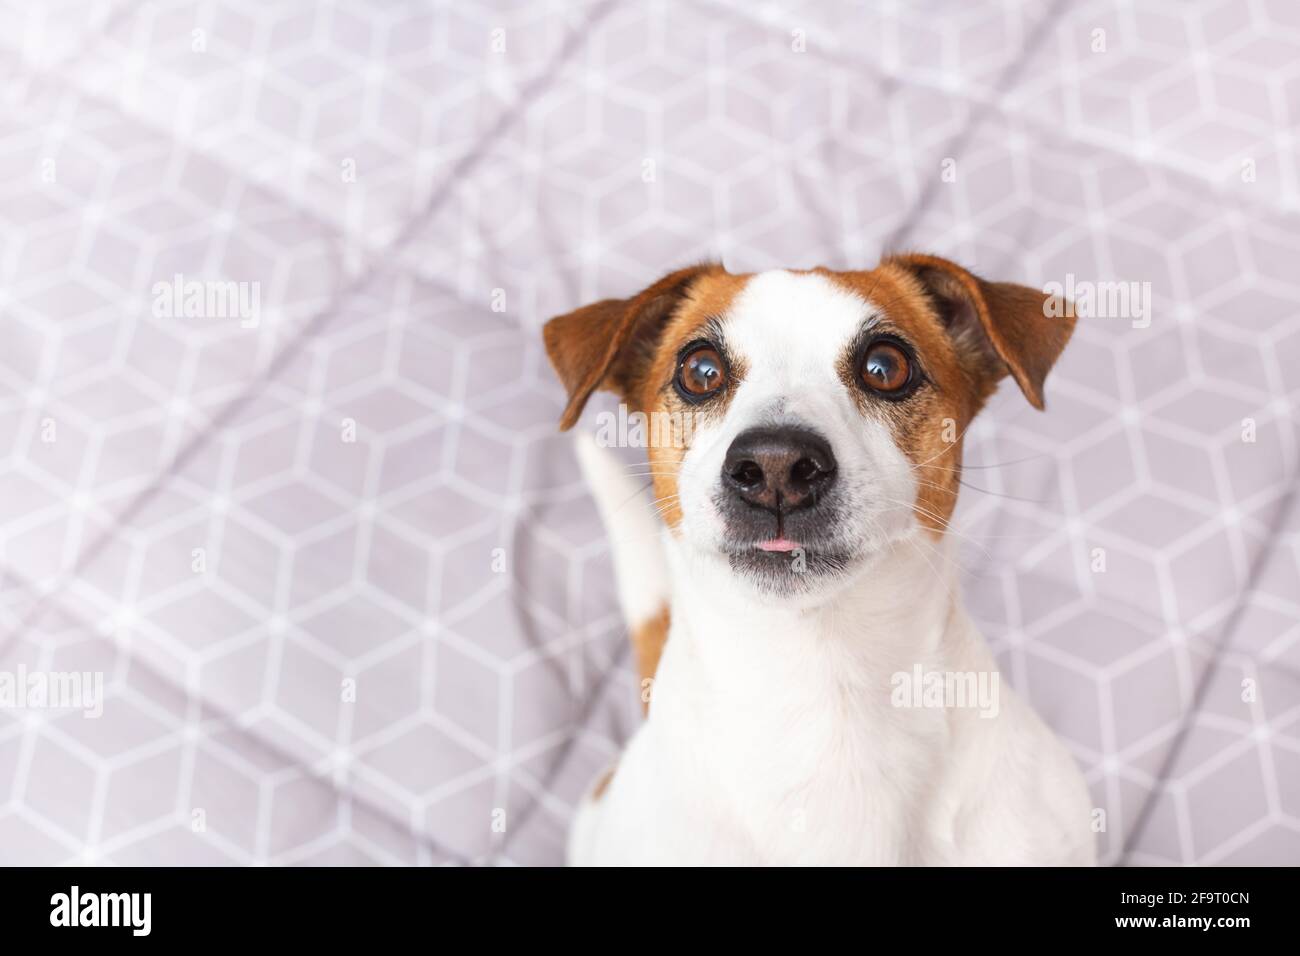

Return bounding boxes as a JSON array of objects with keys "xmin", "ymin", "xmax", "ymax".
[
  {"xmin": 889, "ymin": 253, "xmax": 1074, "ymax": 409},
  {"xmin": 543, "ymin": 264, "xmax": 718, "ymax": 429}
]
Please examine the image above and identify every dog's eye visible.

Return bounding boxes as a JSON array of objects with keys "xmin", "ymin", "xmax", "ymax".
[
  {"xmin": 859, "ymin": 341, "xmax": 913, "ymax": 395},
  {"xmin": 677, "ymin": 344, "xmax": 727, "ymax": 398}
]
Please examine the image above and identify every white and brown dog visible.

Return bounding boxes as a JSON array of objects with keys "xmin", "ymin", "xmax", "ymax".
[{"xmin": 544, "ymin": 255, "xmax": 1096, "ymax": 866}]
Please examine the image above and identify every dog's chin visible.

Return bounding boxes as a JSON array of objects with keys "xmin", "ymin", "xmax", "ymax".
[{"xmin": 722, "ymin": 544, "xmax": 863, "ymax": 601}]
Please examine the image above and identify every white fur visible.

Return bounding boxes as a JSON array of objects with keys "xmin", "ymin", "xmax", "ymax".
[{"xmin": 568, "ymin": 271, "xmax": 1096, "ymax": 866}]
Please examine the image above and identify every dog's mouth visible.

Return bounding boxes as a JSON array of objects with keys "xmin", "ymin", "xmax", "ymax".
[
  {"xmin": 722, "ymin": 539, "xmax": 857, "ymax": 590},
  {"xmin": 710, "ymin": 489, "xmax": 865, "ymax": 590}
]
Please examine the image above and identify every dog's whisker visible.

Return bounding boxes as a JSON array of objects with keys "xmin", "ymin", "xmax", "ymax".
[
  {"xmin": 872, "ymin": 497, "xmax": 994, "ymax": 560},
  {"xmin": 915, "ymin": 454, "xmax": 1047, "ymax": 473}
]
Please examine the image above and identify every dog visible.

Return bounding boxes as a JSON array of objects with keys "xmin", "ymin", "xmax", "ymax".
[{"xmin": 543, "ymin": 255, "xmax": 1096, "ymax": 865}]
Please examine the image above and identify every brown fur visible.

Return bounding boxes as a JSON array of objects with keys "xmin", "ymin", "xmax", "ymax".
[
  {"xmin": 591, "ymin": 765, "xmax": 616, "ymax": 801},
  {"xmin": 632, "ymin": 605, "xmax": 671, "ymax": 714},
  {"xmin": 884, "ymin": 253, "xmax": 1074, "ymax": 411},
  {"xmin": 857, "ymin": 255, "xmax": 1071, "ymax": 532},
  {"xmin": 543, "ymin": 264, "xmax": 726, "ymax": 431},
  {"xmin": 636, "ymin": 272, "xmax": 749, "ymax": 529}
]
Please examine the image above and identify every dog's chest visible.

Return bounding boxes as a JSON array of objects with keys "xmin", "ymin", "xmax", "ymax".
[{"xmin": 636, "ymin": 629, "xmax": 953, "ymax": 865}]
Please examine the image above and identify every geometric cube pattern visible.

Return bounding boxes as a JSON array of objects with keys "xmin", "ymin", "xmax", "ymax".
[{"xmin": 0, "ymin": 0, "xmax": 1296, "ymax": 865}]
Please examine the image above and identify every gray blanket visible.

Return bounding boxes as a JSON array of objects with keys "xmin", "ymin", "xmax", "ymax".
[{"xmin": 0, "ymin": 0, "xmax": 1296, "ymax": 865}]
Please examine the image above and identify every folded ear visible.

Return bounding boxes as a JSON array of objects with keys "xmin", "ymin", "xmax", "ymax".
[
  {"xmin": 543, "ymin": 264, "xmax": 719, "ymax": 429},
  {"xmin": 888, "ymin": 253, "xmax": 1074, "ymax": 409}
]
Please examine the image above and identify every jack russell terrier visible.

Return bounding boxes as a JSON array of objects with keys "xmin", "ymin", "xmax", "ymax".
[{"xmin": 543, "ymin": 254, "xmax": 1096, "ymax": 865}]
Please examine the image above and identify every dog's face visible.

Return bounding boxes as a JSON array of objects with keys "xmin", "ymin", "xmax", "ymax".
[{"xmin": 545, "ymin": 256, "xmax": 1073, "ymax": 599}]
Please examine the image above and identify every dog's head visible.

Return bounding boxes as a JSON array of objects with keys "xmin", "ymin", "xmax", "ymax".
[{"xmin": 544, "ymin": 256, "xmax": 1074, "ymax": 599}]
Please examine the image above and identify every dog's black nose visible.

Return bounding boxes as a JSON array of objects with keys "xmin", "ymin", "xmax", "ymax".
[{"xmin": 722, "ymin": 426, "xmax": 837, "ymax": 513}]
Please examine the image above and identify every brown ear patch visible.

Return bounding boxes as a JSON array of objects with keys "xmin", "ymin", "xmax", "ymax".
[
  {"xmin": 542, "ymin": 264, "xmax": 723, "ymax": 429},
  {"xmin": 542, "ymin": 297, "xmax": 627, "ymax": 429},
  {"xmin": 886, "ymin": 253, "xmax": 1074, "ymax": 410},
  {"xmin": 828, "ymin": 257, "xmax": 1074, "ymax": 538}
]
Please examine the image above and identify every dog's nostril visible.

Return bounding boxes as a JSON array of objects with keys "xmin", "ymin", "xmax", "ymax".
[
  {"xmin": 790, "ymin": 457, "xmax": 824, "ymax": 485},
  {"xmin": 731, "ymin": 460, "xmax": 764, "ymax": 487}
]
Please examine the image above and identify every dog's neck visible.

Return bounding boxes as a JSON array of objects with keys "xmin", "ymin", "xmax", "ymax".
[{"xmin": 655, "ymin": 531, "xmax": 973, "ymax": 861}]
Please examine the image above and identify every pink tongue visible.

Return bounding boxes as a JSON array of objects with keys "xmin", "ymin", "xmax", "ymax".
[{"xmin": 757, "ymin": 538, "xmax": 798, "ymax": 553}]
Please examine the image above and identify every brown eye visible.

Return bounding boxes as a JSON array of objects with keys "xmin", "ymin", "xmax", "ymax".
[
  {"xmin": 860, "ymin": 340, "xmax": 913, "ymax": 395},
  {"xmin": 676, "ymin": 344, "xmax": 727, "ymax": 398}
]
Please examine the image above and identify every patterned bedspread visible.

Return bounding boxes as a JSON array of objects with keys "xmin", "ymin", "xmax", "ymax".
[{"xmin": 0, "ymin": 0, "xmax": 1297, "ymax": 865}]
